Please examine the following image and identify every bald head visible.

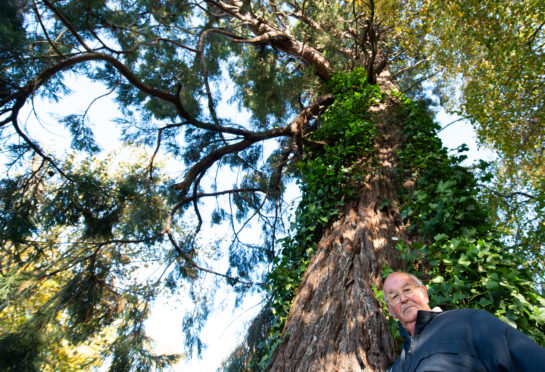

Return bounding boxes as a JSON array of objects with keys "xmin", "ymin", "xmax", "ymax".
[
  {"xmin": 383, "ymin": 272, "xmax": 423, "ymax": 297},
  {"xmin": 383, "ymin": 272, "xmax": 431, "ymax": 335}
]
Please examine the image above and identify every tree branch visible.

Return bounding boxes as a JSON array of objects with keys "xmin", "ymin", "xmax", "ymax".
[
  {"xmin": 438, "ymin": 117, "xmax": 466, "ymax": 133},
  {"xmin": 402, "ymin": 71, "xmax": 439, "ymax": 94},
  {"xmin": 393, "ymin": 58, "xmax": 431, "ymax": 78},
  {"xmin": 365, "ymin": 0, "xmax": 377, "ymax": 84},
  {"xmin": 180, "ymin": 187, "xmax": 265, "ymax": 204},
  {"xmin": 166, "ymin": 231, "xmax": 255, "ymax": 287},
  {"xmin": 33, "ymin": 0, "xmax": 64, "ymax": 57},
  {"xmin": 170, "ymin": 94, "xmax": 334, "ymax": 194},
  {"xmin": 205, "ymin": 0, "xmax": 334, "ymax": 81},
  {"xmin": 527, "ymin": 21, "xmax": 545, "ymax": 48},
  {"xmin": 41, "ymin": 0, "xmax": 93, "ymax": 52},
  {"xmin": 8, "ymin": 99, "xmax": 72, "ymax": 181},
  {"xmin": 197, "ymin": 25, "xmax": 226, "ymax": 127},
  {"xmin": 170, "ymin": 137, "xmax": 267, "ymax": 192},
  {"xmin": 1, "ymin": 53, "xmax": 177, "ymax": 111},
  {"xmin": 148, "ymin": 122, "xmax": 186, "ymax": 179}
]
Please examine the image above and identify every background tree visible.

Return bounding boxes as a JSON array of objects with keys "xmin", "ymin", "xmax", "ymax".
[
  {"xmin": 1, "ymin": 0, "xmax": 544, "ymax": 371},
  {"xmin": 0, "ymin": 149, "xmax": 182, "ymax": 370}
]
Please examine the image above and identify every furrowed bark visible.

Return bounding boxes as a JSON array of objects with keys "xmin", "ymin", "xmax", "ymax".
[{"xmin": 269, "ymin": 76, "xmax": 408, "ymax": 372}]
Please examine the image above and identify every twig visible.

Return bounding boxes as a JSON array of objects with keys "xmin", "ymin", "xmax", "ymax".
[{"xmin": 166, "ymin": 231, "xmax": 256, "ymax": 287}]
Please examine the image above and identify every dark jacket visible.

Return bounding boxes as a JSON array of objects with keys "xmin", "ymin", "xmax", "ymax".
[{"xmin": 388, "ymin": 308, "xmax": 545, "ymax": 372}]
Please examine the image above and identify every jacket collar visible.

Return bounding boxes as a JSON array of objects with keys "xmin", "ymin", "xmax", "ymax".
[{"xmin": 398, "ymin": 309, "xmax": 443, "ymax": 341}]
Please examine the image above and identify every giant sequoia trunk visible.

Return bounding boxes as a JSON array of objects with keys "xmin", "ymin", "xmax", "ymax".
[{"xmin": 269, "ymin": 78, "xmax": 411, "ymax": 371}]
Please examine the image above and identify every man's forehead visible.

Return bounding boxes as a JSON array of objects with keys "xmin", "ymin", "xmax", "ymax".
[{"xmin": 384, "ymin": 273, "xmax": 415, "ymax": 291}]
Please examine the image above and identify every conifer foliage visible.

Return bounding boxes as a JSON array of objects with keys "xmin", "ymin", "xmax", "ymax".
[{"xmin": 0, "ymin": 0, "xmax": 544, "ymax": 370}]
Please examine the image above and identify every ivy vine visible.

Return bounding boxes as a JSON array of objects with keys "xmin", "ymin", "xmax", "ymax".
[
  {"xmin": 259, "ymin": 68, "xmax": 382, "ymax": 368},
  {"xmin": 254, "ymin": 69, "xmax": 545, "ymax": 370},
  {"xmin": 387, "ymin": 92, "xmax": 545, "ymax": 345}
]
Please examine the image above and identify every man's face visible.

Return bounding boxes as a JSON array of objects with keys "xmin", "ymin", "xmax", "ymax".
[{"xmin": 383, "ymin": 273, "xmax": 431, "ymax": 335}]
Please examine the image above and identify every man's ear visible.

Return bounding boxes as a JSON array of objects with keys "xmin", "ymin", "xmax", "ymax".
[{"xmin": 420, "ymin": 285, "xmax": 430, "ymax": 305}]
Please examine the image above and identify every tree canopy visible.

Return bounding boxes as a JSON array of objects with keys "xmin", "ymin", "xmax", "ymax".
[{"xmin": 1, "ymin": 0, "xmax": 544, "ymax": 370}]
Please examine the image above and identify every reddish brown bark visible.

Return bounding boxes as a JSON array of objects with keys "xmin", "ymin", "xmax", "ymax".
[{"xmin": 268, "ymin": 83, "xmax": 409, "ymax": 371}]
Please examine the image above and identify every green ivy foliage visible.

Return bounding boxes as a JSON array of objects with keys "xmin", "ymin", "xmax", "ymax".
[
  {"xmin": 390, "ymin": 93, "xmax": 545, "ymax": 345},
  {"xmin": 259, "ymin": 68, "xmax": 383, "ymax": 368},
  {"xmin": 253, "ymin": 69, "xmax": 545, "ymax": 370}
]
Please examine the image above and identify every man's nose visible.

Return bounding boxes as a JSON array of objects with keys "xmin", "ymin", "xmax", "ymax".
[{"xmin": 399, "ymin": 292, "xmax": 410, "ymax": 302}]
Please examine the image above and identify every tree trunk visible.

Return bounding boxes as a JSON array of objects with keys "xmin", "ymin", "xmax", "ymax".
[{"xmin": 269, "ymin": 78, "xmax": 409, "ymax": 371}]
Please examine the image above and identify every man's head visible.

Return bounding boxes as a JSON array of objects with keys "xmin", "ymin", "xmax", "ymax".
[{"xmin": 383, "ymin": 272, "xmax": 431, "ymax": 335}]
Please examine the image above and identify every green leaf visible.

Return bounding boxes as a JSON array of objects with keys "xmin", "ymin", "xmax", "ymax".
[
  {"xmin": 486, "ymin": 280, "xmax": 499, "ymax": 289},
  {"xmin": 434, "ymin": 233, "xmax": 449, "ymax": 242},
  {"xmin": 431, "ymin": 276, "xmax": 444, "ymax": 284},
  {"xmin": 478, "ymin": 297, "xmax": 492, "ymax": 307},
  {"xmin": 458, "ymin": 254, "xmax": 471, "ymax": 267}
]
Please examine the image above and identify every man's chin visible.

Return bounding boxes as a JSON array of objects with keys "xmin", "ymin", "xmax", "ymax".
[{"xmin": 401, "ymin": 306, "xmax": 418, "ymax": 319}]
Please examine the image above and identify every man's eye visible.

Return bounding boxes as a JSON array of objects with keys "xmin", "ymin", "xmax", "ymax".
[
  {"xmin": 390, "ymin": 293, "xmax": 399, "ymax": 301},
  {"xmin": 403, "ymin": 287, "xmax": 412, "ymax": 294}
]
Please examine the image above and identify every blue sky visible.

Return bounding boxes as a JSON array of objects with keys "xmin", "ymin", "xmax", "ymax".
[{"xmin": 5, "ymin": 74, "xmax": 497, "ymax": 371}]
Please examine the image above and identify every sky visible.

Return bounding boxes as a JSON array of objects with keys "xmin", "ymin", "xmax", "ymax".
[
  {"xmin": 143, "ymin": 103, "xmax": 497, "ymax": 372},
  {"xmin": 158, "ymin": 106, "xmax": 496, "ymax": 372},
  {"xmin": 436, "ymin": 109, "xmax": 495, "ymax": 165},
  {"xmin": 5, "ymin": 75, "xmax": 496, "ymax": 371},
  {"xmin": 8, "ymin": 76, "xmax": 270, "ymax": 371}
]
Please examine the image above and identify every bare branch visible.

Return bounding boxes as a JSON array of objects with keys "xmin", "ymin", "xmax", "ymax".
[
  {"xmin": 197, "ymin": 25, "xmax": 226, "ymax": 127},
  {"xmin": 32, "ymin": 0, "xmax": 64, "ymax": 57},
  {"xmin": 438, "ymin": 117, "xmax": 466, "ymax": 133},
  {"xmin": 170, "ymin": 137, "xmax": 266, "ymax": 192},
  {"xmin": 227, "ymin": 191, "xmax": 268, "ymax": 253},
  {"xmin": 41, "ymin": 0, "xmax": 93, "ymax": 52},
  {"xmin": 148, "ymin": 122, "xmax": 185, "ymax": 179},
  {"xmin": 290, "ymin": 93, "xmax": 335, "ymax": 143},
  {"xmin": 402, "ymin": 71, "xmax": 440, "ymax": 94},
  {"xmin": 268, "ymin": 140, "xmax": 293, "ymax": 197},
  {"xmin": 191, "ymin": 171, "xmax": 207, "ymax": 235},
  {"xmin": 392, "ymin": 58, "xmax": 431, "ymax": 78},
  {"xmin": 527, "ymin": 21, "xmax": 545, "ymax": 48},
  {"xmin": 365, "ymin": 0, "xmax": 377, "ymax": 84},
  {"xmin": 181, "ymin": 187, "xmax": 266, "ymax": 204},
  {"xmin": 482, "ymin": 185, "xmax": 538, "ymax": 202},
  {"xmin": 8, "ymin": 100, "xmax": 72, "ymax": 180},
  {"xmin": 82, "ymin": 80, "xmax": 120, "ymax": 123}
]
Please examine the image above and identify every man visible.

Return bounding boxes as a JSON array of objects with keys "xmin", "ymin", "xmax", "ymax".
[{"xmin": 383, "ymin": 271, "xmax": 545, "ymax": 371}]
